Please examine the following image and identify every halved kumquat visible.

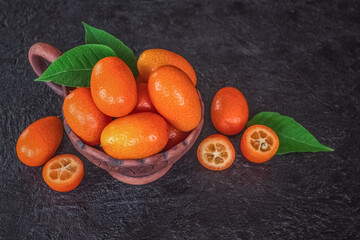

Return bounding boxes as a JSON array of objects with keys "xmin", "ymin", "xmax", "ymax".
[
  {"xmin": 43, "ymin": 154, "xmax": 84, "ymax": 192},
  {"xmin": 197, "ymin": 134, "xmax": 235, "ymax": 171},
  {"xmin": 241, "ymin": 125, "xmax": 279, "ymax": 163}
]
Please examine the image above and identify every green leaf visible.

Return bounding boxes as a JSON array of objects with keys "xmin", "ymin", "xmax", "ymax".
[
  {"xmin": 247, "ymin": 112, "xmax": 334, "ymax": 155},
  {"xmin": 83, "ymin": 22, "xmax": 138, "ymax": 77},
  {"xmin": 35, "ymin": 44, "xmax": 116, "ymax": 87}
]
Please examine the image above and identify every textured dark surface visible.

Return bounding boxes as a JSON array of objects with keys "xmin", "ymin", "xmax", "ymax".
[{"xmin": 1, "ymin": 0, "xmax": 360, "ymax": 239}]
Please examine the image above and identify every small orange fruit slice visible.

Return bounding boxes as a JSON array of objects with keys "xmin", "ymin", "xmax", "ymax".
[
  {"xmin": 241, "ymin": 125, "xmax": 279, "ymax": 163},
  {"xmin": 42, "ymin": 154, "xmax": 84, "ymax": 192},
  {"xmin": 197, "ymin": 134, "xmax": 235, "ymax": 171}
]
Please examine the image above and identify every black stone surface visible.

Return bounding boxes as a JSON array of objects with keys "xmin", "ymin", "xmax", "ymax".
[{"xmin": 1, "ymin": 0, "xmax": 360, "ymax": 239}]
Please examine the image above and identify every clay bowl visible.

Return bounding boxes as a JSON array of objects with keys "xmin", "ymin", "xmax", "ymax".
[{"xmin": 28, "ymin": 42, "xmax": 204, "ymax": 185}]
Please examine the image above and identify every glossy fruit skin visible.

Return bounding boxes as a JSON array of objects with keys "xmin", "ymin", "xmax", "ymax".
[
  {"xmin": 132, "ymin": 83, "xmax": 157, "ymax": 114},
  {"xmin": 197, "ymin": 134, "xmax": 235, "ymax": 171},
  {"xmin": 163, "ymin": 124, "xmax": 189, "ymax": 151},
  {"xmin": 16, "ymin": 116, "xmax": 63, "ymax": 167},
  {"xmin": 211, "ymin": 87, "xmax": 249, "ymax": 135},
  {"xmin": 91, "ymin": 57, "xmax": 137, "ymax": 117},
  {"xmin": 42, "ymin": 154, "xmax": 84, "ymax": 192},
  {"xmin": 63, "ymin": 88, "xmax": 112, "ymax": 146},
  {"xmin": 241, "ymin": 125, "xmax": 279, "ymax": 163},
  {"xmin": 137, "ymin": 49, "xmax": 197, "ymax": 86},
  {"xmin": 101, "ymin": 112, "xmax": 169, "ymax": 159},
  {"xmin": 148, "ymin": 65, "xmax": 201, "ymax": 132}
]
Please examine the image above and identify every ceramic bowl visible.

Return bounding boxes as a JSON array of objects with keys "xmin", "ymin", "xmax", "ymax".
[{"xmin": 28, "ymin": 42, "xmax": 204, "ymax": 185}]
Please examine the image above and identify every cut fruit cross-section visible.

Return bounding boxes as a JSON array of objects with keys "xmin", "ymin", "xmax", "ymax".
[
  {"xmin": 241, "ymin": 125, "xmax": 279, "ymax": 163},
  {"xmin": 197, "ymin": 134, "xmax": 235, "ymax": 171},
  {"xmin": 42, "ymin": 154, "xmax": 84, "ymax": 192}
]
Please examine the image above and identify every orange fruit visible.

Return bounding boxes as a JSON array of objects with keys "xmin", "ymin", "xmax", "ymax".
[
  {"xmin": 148, "ymin": 65, "xmax": 201, "ymax": 132},
  {"xmin": 43, "ymin": 154, "xmax": 84, "ymax": 192},
  {"xmin": 136, "ymin": 74, "xmax": 147, "ymax": 83},
  {"xmin": 91, "ymin": 57, "xmax": 137, "ymax": 117},
  {"xmin": 63, "ymin": 88, "xmax": 112, "ymax": 146},
  {"xmin": 16, "ymin": 116, "xmax": 63, "ymax": 167},
  {"xmin": 137, "ymin": 49, "xmax": 197, "ymax": 86},
  {"xmin": 211, "ymin": 87, "xmax": 249, "ymax": 135},
  {"xmin": 241, "ymin": 125, "xmax": 279, "ymax": 163},
  {"xmin": 197, "ymin": 134, "xmax": 235, "ymax": 171},
  {"xmin": 101, "ymin": 112, "xmax": 169, "ymax": 159},
  {"xmin": 163, "ymin": 124, "xmax": 190, "ymax": 151},
  {"xmin": 132, "ymin": 83, "xmax": 157, "ymax": 114}
]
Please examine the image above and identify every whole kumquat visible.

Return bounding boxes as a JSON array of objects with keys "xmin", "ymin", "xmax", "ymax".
[
  {"xmin": 211, "ymin": 87, "xmax": 249, "ymax": 135},
  {"xmin": 43, "ymin": 154, "xmax": 84, "ymax": 192},
  {"xmin": 148, "ymin": 65, "xmax": 201, "ymax": 132},
  {"xmin": 16, "ymin": 116, "xmax": 63, "ymax": 167},
  {"xmin": 163, "ymin": 124, "xmax": 190, "ymax": 151},
  {"xmin": 91, "ymin": 57, "xmax": 137, "ymax": 117},
  {"xmin": 101, "ymin": 112, "xmax": 169, "ymax": 159},
  {"xmin": 132, "ymin": 83, "xmax": 157, "ymax": 114},
  {"xmin": 137, "ymin": 49, "xmax": 197, "ymax": 86},
  {"xmin": 63, "ymin": 88, "xmax": 112, "ymax": 146}
]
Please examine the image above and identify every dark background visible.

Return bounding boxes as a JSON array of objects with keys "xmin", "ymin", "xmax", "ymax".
[{"xmin": 1, "ymin": 0, "xmax": 359, "ymax": 239}]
